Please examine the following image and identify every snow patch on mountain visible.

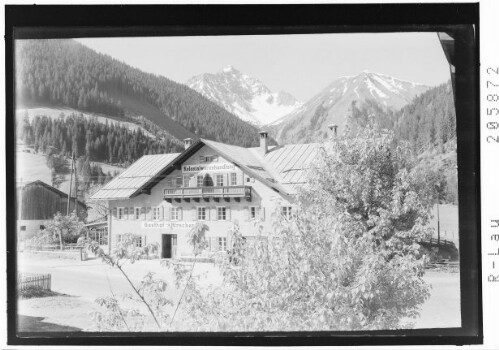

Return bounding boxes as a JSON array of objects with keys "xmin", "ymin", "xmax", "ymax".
[
  {"xmin": 187, "ymin": 66, "xmax": 302, "ymax": 125},
  {"xmin": 273, "ymin": 71, "xmax": 430, "ymax": 143}
]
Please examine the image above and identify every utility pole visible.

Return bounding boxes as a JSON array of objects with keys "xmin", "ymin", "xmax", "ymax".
[
  {"xmin": 74, "ymin": 153, "xmax": 79, "ymax": 218},
  {"xmin": 67, "ymin": 151, "xmax": 74, "ymax": 216},
  {"xmin": 437, "ymin": 199, "xmax": 441, "ymax": 248}
]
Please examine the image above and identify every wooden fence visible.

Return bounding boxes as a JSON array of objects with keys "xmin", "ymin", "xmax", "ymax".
[
  {"xmin": 25, "ymin": 243, "xmax": 81, "ymax": 251},
  {"xmin": 17, "ymin": 273, "xmax": 51, "ymax": 291}
]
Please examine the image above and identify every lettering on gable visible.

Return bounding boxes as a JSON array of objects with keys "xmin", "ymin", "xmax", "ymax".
[{"xmin": 182, "ymin": 163, "xmax": 236, "ymax": 173}]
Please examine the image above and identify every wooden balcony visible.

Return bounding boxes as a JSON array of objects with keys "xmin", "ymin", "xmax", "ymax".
[{"xmin": 164, "ymin": 186, "xmax": 252, "ymax": 202}]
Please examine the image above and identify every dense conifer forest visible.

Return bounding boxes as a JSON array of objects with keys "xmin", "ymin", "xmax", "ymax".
[
  {"xmin": 18, "ymin": 113, "xmax": 182, "ymax": 166},
  {"xmin": 16, "ymin": 39, "xmax": 263, "ymax": 147}
]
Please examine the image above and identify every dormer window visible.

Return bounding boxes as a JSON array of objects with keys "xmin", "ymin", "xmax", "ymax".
[{"xmin": 199, "ymin": 155, "xmax": 219, "ymax": 163}]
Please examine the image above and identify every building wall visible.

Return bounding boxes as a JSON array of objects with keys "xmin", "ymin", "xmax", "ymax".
[
  {"xmin": 17, "ymin": 184, "xmax": 86, "ymax": 220},
  {"xmin": 108, "ymin": 146, "xmax": 293, "ymax": 258},
  {"xmin": 17, "ymin": 219, "xmax": 47, "ymax": 240}
]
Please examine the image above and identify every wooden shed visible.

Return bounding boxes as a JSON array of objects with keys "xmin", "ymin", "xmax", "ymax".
[{"xmin": 17, "ymin": 180, "xmax": 87, "ymax": 239}]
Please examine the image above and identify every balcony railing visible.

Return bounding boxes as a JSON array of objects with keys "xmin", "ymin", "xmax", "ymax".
[{"xmin": 164, "ymin": 186, "xmax": 252, "ymax": 202}]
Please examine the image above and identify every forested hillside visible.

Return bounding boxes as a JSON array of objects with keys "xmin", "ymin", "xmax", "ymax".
[
  {"xmin": 349, "ymin": 81, "xmax": 458, "ymax": 204},
  {"xmin": 349, "ymin": 81, "xmax": 455, "ymax": 153},
  {"xmin": 18, "ymin": 113, "xmax": 182, "ymax": 166},
  {"xmin": 16, "ymin": 39, "xmax": 264, "ymax": 147}
]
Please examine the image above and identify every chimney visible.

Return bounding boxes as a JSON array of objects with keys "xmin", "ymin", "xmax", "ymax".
[
  {"xmin": 259, "ymin": 131, "xmax": 269, "ymax": 155},
  {"xmin": 183, "ymin": 138, "xmax": 193, "ymax": 150},
  {"xmin": 328, "ymin": 124, "xmax": 338, "ymax": 138}
]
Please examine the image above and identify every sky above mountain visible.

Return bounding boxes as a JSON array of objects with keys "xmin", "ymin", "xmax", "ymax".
[{"xmin": 76, "ymin": 32, "xmax": 451, "ymax": 102}]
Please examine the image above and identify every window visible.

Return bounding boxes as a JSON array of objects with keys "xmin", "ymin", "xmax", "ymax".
[
  {"xmin": 281, "ymin": 206, "xmax": 292, "ymax": 219},
  {"xmin": 217, "ymin": 207, "xmax": 227, "ymax": 221},
  {"xmin": 166, "ymin": 177, "xmax": 173, "ymax": 187},
  {"xmin": 250, "ymin": 206, "xmax": 258, "ymax": 220},
  {"xmin": 197, "ymin": 175, "xmax": 203, "ymax": 187},
  {"xmin": 117, "ymin": 207, "xmax": 124, "ymax": 220},
  {"xmin": 134, "ymin": 236, "xmax": 143, "ymax": 248},
  {"xmin": 152, "ymin": 207, "xmax": 161, "ymax": 221},
  {"xmin": 170, "ymin": 207, "xmax": 181, "ymax": 221},
  {"xmin": 230, "ymin": 172, "xmax": 237, "ymax": 186},
  {"xmin": 197, "ymin": 207, "xmax": 206, "ymax": 220},
  {"xmin": 183, "ymin": 175, "xmax": 191, "ymax": 187},
  {"xmin": 218, "ymin": 237, "xmax": 227, "ymax": 251},
  {"xmin": 39, "ymin": 225, "xmax": 45, "ymax": 230},
  {"xmin": 135, "ymin": 207, "xmax": 141, "ymax": 220},
  {"xmin": 176, "ymin": 177, "xmax": 183, "ymax": 187},
  {"xmin": 199, "ymin": 155, "xmax": 205, "ymax": 162},
  {"xmin": 20, "ymin": 226, "xmax": 26, "ymax": 231},
  {"xmin": 216, "ymin": 174, "xmax": 224, "ymax": 187}
]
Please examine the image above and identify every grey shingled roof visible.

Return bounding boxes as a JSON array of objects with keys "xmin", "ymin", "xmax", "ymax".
[{"xmin": 90, "ymin": 153, "xmax": 180, "ymax": 200}]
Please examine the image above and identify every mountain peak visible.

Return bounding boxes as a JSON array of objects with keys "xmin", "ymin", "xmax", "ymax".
[
  {"xmin": 187, "ymin": 67, "xmax": 302, "ymax": 126},
  {"xmin": 222, "ymin": 65, "xmax": 239, "ymax": 73},
  {"xmin": 274, "ymin": 72, "xmax": 431, "ymax": 143}
]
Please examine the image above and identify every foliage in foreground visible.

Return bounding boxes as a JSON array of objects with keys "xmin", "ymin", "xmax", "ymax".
[
  {"xmin": 86, "ymin": 124, "xmax": 437, "ymax": 332},
  {"xmin": 175, "ymin": 125, "xmax": 435, "ymax": 331}
]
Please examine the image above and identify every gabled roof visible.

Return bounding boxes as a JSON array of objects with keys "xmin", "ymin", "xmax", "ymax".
[
  {"xmin": 90, "ymin": 138, "xmax": 324, "ymax": 201},
  {"xmin": 19, "ymin": 180, "xmax": 87, "ymax": 208},
  {"xmin": 200, "ymin": 139, "xmax": 290, "ymax": 195},
  {"xmin": 90, "ymin": 153, "xmax": 180, "ymax": 200}
]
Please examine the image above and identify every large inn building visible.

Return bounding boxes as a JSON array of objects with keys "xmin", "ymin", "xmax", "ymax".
[{"xmin": 91, "ymin": 131, "xmax": 325, "ymax": 259}]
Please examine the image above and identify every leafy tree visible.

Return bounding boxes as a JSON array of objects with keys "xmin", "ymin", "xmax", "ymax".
[
  {"xmin": 41, "ymin": 211, "xmax": 84, "ymax": 250},
  {"xmin": 175, "ymin": 123, "xmax": 436, "ymax": 331}
]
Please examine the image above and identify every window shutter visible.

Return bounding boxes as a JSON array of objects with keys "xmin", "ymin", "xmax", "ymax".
[
  {"xmin": 146, "ymin": 207, "xmax": 151, "ymax": 220},
  {"xmin": 143, "ymin": 235, "xmax": 147, "ymax": 247},
  {"xmin": 211, "ymin": 207, "xmax": 217, "ymax": 221},
  {"xmin": 192, "ymin": 207, "xmax": 197, "ymax": 221},
  {"xmin": 226, "ymin": 207, "xmax": 231, "ymax": 221},
  {"xmin": 206, "ymin": 207, "xmax": 210, "ymax": 221},
  {"xmin": 112, "ymin": 208, "xmax": 117, "ymax": 218},
  {"xmin": 165, "ymin": 207, "xmax": 170, "ymax": 221},
  {"xmin": 260, "ymin": 207, "xmax": 265, "ymax": 221},
  {"xmin": 244, "ymin": 206, "xmax": 249, "ymax": 221},
  {"xmin": 224, "ymin": 173, "xmax": 229, "ymax": 186},
  {"xmin": 178, "ymin": 207, "xmax": 183, "ymax": 220}
]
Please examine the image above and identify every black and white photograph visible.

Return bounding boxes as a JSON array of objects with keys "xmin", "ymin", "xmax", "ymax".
[{"xmin": 5, "ymin": 3, "xmax": 482, "ymax": 346}]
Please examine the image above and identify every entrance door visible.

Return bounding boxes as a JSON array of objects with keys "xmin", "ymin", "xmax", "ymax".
[{"xmin": 161, "ymin": 234, "xmax": 177, "ymax": 258}]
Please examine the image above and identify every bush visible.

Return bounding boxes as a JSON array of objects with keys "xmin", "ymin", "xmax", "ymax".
[{"xmin": 18, "ymin": 285, "xmax": 58, "ymax": 299}]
